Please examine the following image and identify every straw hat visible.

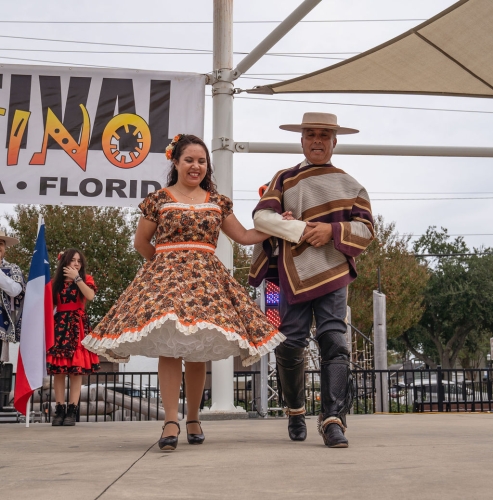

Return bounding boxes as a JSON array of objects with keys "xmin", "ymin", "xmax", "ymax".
[
  {"xmin": 0, "ymin": 230, "xmax": 19, "ymax": 247},
  {"xmin": 279, "ymin": 112, "xmax": 359, "ymax": 135}
]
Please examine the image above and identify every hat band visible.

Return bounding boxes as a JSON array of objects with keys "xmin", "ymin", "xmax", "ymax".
[{"xmin": 301, "ymin": 122, "xmax": 339, "ymax": 128}]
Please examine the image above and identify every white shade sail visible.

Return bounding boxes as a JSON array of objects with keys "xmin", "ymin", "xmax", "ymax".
[{"xmin": 248, "ymin": 0, "xmax": 493, "ymax": 99}]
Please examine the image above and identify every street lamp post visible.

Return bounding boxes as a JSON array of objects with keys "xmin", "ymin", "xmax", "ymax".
[
  {"xmin": 487, "ymin": 353, "xmax": 492, "ymax": 401},
  {"xmin": 209, "ymin": 0, "xmax": 237, "ymax": 413},
  {"xmin": 208, "ymin": 0, "xmax": 323, "ymax": 414}
]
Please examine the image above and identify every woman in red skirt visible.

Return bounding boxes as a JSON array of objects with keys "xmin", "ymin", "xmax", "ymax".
[{"xmin": 46, "ymin": 248, "xmax": 99, "ymax": 426}]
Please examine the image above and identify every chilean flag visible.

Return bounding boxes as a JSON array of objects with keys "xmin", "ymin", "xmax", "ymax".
[{"xmin": 14, "ymin": 219, "xmax": 54, "ymax": 415}]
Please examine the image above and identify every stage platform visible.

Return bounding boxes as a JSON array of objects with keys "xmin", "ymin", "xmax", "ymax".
[{"xmin": 0, "ymin": 413, "xmax": 491, "ymax": 499}]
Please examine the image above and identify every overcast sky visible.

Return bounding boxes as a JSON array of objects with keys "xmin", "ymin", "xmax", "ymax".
[{"xmin": 1, "ymin": 0, "xmax": 492, "ymax": 250}]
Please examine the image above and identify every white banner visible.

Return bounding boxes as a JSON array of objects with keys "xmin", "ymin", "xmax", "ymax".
[{"xmin": 0, "ymin": 64, "xmax": 205, "ymax": 207}]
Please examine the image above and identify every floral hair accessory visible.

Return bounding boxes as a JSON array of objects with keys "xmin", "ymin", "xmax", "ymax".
[
  {"xmin": 57, "ymin": 251, "xmax": 64, "ymax": 261},
  {"xmin": 165, "ymin": 134, "xmax": 185, "ymax": 160}
]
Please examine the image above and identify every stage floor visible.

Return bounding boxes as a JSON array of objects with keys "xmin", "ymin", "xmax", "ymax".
[{"xmin": 1, "ymin": 413, "xmax": 492, "ymax": 499}]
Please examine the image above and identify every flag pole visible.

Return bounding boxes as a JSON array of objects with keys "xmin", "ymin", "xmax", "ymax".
[
  {"xmin": 26, "ymin": 398, "xmax": 30, "ymax": 427},
  {"xmin": 24, "ymin": 215, "xmax": 44, "ymax": 428}
]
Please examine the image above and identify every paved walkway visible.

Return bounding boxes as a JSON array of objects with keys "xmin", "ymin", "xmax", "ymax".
[{"xmin": 1, "ymin": 413, "xmax": 492, "ymax": 500}]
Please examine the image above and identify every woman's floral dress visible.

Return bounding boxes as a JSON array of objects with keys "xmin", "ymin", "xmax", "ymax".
[
  {"xmin": 47, "ymin": 276, "xmax": 100, "ymax": 375},
  {"xmin": 82, "ymin": 189, "xmax": 285, "ymax": 366}
]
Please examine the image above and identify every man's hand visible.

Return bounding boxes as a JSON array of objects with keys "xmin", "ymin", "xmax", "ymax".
[
  {"xmin": 281, "ymin": 211, "xmax": 295, "ymax": 220},
  {"xmin": 301, "ymin": 222, "xmax": 333, "ymax": 247}
]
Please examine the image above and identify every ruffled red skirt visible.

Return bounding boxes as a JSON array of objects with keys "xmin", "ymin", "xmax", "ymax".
[{"xmin": 47, "ymin": 324, "xmax": 100, "ymax": 375}]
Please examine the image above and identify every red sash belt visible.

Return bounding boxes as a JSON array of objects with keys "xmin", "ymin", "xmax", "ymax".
[{"xmin": 57, "ymin": 302, "xmax": 84, "ymax": 312}]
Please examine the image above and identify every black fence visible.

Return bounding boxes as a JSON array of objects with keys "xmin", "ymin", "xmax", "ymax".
[
  {"xmin": 3, "ymin": 371, "xmax": 233, "ymax": 423},
  {"xmin": 2, "ymin": 366, "xmax": 493, "ymax": 423},
  {"xmin": 365, "ymin": 366, "xmax": 493, "ymax": 414},
  {"xmin": 293, "ymin": 367, "xmax": 493, "ymax": 415}
]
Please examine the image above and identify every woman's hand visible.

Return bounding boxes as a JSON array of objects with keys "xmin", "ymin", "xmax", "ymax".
[{"xmin": 63, "ymin": 266, "xmax": 79, "ymax": 281}]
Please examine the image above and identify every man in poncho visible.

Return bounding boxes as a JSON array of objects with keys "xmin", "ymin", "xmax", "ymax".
[{"xmin": 250, "ymin": 113, "xmax": 374, "ymax": 447}]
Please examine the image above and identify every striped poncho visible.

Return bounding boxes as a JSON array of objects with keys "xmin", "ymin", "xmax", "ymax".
[{"xmin": 249, "ymin": 162, "xmax": 374, "ymax": 304}]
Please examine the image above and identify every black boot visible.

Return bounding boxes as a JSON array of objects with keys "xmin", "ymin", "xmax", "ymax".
[
  {"xmin": 63, "ymin": 403, "xmax": 78, "ymax": 426},
  {"xmin": 318, "ymin": 415, "xmax": 348, "ymax": 448},
  {"xmin": 51, "ymin": 403, "xmax": 66, "ymax": 426},
  {"xmin": 287, "ymin": 413, "xmax": 307, "ymax": 441},
  {"xmin": 318, "ymin": 360, "xmax": 352, "ymax": 448},
  {"xmin": 276, "ymin": 343, "xmax": 307, "ymax": 441},
  {"xmin": 318, "ymin": 332, "xmax": 352, "ymax": 448}
]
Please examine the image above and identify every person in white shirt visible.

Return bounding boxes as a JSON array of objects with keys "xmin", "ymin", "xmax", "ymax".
[{"xmin": 0, "ymin": 231, "xmax": 26, "ymax": 363}]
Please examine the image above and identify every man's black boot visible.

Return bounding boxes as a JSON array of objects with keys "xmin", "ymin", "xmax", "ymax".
[
  {"xmin": 287, "ymin": 413, "xmax": 307, "ymax": 441},
  {"xmin": 275, "ymin": 343, "xmax": 307, "ymax": 441},
  {"xmin": 317, "ymin": 331, "xmax": 352, "ymax": 448},
  {"xmin": 318, "ymin": 360, "xmax": 351, "ymax": 448},
  {"xmin": 318, "ymin": 415, "xmax": 348, "ymax": 448}
]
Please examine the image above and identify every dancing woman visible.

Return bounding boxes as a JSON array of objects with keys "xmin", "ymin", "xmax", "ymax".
[{"xmin": 83, "ymin": 134, "xmax": 285, "ymax": 451}]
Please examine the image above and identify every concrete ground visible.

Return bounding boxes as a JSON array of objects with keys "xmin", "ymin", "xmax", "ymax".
[{"xmin": 1, "ymin": 413, "xmax": 492, "ymax": 500}]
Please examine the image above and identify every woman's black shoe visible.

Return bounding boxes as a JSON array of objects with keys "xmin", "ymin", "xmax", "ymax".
[
  {"xmin": 159, "ymin": 421, "xmax": 181, "ymax": 451},
  {"xmin": 186, "ymin": 420, "xmax": 205, "ymax": 445},
  {"xmin": 52, "ymin": 403, "xmax": 66, "ymax": 426},
  {"xmin": 63, "ymin": 403, "xmax": 78, "ymax": 426}
]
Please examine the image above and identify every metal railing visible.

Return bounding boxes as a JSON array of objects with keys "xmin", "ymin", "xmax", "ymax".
[
  {"xmin": 4, "ymin": 371, "xmax": 248, "ymax": 423},
  {"xmin": 367, "ymin": 366, "xmax": 493, "ymax": 414},
  {"xmin": 5, "ymin": 371, "xmax": 164, "ymax": 423},
  {"xmin": 3, "ymin": 366, "xmax": 493, "ymax": 423}
]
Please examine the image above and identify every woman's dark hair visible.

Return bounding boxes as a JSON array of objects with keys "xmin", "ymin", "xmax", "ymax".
[
  {"xmin": 166, "ymin": 134, "xmax": 217, "ymax": 192},
  {"xmin": 52, "ymin": 248, "xmax": 87, "ymax": 302}
]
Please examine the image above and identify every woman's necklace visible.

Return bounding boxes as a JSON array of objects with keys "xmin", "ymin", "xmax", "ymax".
[{"xmin": 173, "ymin": 187, "xmax": 201, "ymax": 201}]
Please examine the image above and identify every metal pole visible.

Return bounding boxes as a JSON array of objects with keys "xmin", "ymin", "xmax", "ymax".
[
  {"xmin": 346, "ymin": 306, "xmax": 353, "ymax": 414},
  {"xmin": 373, "ymin": 290, "xmax": 388, "ymax": 413},
  {"xmin": 258, "ymin": 281, "xmax": 268, "ymax": 416},
  {"xmin": 233, "ymin": 0, "xmax": 322, "ymax": 79},
  {"xmin": 234, "ymin": 142, "xmax": 493, "ymax": 158},
  {"xmin": 25, "ymin": 397, "xmax": 30, "ymax": 427},
  {"xmin": 346, "ymin": 306, "xmax": 352, "ymax": 360},
  {"xmin": 210, "ymin": 0, "xmax": 238, "ymax": 413}
]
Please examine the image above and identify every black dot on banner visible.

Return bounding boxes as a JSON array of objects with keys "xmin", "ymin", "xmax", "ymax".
[
  {"xmin": 54, "ymin": 128, "xmax": 60, "ymax": 134},
  {"xmin": 62, "ymin": 138, "xmax": 69, "ymax": 144},
  {"xmin": 17, "ymin": 182, "xmax": 27, "ymax": 190}
]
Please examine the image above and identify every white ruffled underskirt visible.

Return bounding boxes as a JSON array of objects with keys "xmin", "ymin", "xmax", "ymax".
[{"xmin": 82, "ymin": 313, "xmax": 285, "ymax": 367}]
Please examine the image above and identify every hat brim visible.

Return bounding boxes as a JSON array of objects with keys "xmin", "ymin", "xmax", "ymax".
[
  {"xmin": 279, "ymin": 123, "xmax": 359, "ymax": 135},
  {"xmin": 0, "ymin": 235, "xmax": 20, "ymax": 247}
]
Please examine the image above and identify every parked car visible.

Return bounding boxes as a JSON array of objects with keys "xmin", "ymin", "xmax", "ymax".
[{"xmin": 389, "ymin": 383, "xmax": 406, "ymax": 400}]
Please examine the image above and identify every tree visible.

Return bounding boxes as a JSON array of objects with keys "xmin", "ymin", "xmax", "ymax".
[
  {"xmin": 348, "ymin": 215, "xmax": 429, "ymax": 340},
  {"xmin": 398, "ymin": 227, "xmax": 493, "ymax": 369},
  {"xmin": 4, "ymin": 205, "xmax": 143, "ymax": 324},
  {"xmin": 232, "ymin": 242, "xmax": 256, "ymax": 298}
]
